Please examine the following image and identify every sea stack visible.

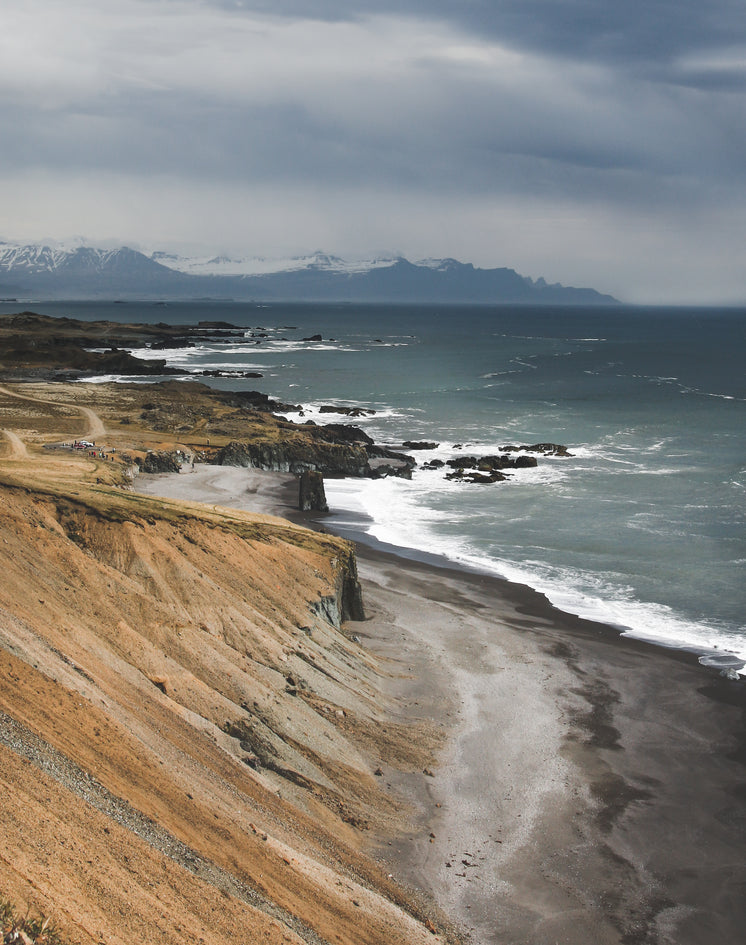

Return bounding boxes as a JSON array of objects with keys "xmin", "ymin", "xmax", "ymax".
[{"xmin": 298, "ymin": 468, "xmax": 329, "ymax": 512}]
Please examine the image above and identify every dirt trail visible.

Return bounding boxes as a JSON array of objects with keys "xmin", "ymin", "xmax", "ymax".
[
  {"xmin": 1, "ymin": 429, "xmax": 29, "ymax": 460},
  {"xmin": 0, "ymin": 383, "xmax": 106, "ymax": 440}
]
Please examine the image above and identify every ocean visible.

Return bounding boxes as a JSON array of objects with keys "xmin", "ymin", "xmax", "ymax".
[{"xmin": 5, "ymin": 299, "xmax": 744, "ymax": 672}]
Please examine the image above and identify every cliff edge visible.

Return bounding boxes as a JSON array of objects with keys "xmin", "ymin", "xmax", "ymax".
[{"xmin": 0, "ymin": 385, "xmax": 454, "ymax": 945}]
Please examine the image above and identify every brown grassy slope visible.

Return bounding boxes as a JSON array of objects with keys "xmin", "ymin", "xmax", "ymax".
[
  {"xmin": 0, "ymin": 405, "xmax": 450, "ymax": 944},
  {"xmin": 0, "ymin": 378, "xmax": 290, "ymax": 447},
  {"xmin": 0, "ymin": 379, "xmax": 372, "ymax": 475}
]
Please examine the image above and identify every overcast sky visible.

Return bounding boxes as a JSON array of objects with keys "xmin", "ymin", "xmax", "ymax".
[{"xmin": 1, "ymin": 0, "xmax": 745, "ymax": 302}]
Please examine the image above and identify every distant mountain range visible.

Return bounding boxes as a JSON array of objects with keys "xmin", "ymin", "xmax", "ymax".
[{"xmin": 0, "ymin": 242, "xmax": 618, "ymax": 304}]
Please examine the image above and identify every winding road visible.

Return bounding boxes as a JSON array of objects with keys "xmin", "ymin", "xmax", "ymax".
[
  {"xmin": 0, "ymin": 383, "xmax": 107, "ymax": 443},
  {"xmin": 1, "ymin": 429, "xmax": 30, "ymax": 460}
]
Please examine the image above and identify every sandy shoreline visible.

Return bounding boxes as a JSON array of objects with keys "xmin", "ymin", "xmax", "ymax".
[{"xmin": 137, "ymin": 466, "xmax": 746, "ymax": 944}]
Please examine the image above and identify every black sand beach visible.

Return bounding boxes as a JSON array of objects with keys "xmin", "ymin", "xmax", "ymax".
[{"xmin": 137, "ymin": 466, "xmax": 746, "ymax": 945}]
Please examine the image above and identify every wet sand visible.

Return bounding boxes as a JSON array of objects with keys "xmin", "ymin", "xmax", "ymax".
[{"xmin": 137, "ymin": 466, "xmax": 746, "ymax": 944}]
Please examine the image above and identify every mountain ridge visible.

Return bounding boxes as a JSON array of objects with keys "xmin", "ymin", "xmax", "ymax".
[{"xmin": 0, "ymin": 241, "xmax": 618, "ymax": 304}]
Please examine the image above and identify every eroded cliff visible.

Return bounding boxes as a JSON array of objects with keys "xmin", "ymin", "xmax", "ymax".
[{"xmin": 0, "ymin": 474, "xmax": 449, "ymax": 945}]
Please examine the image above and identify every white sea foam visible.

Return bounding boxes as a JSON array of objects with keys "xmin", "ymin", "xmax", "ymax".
[
  {"xmin": 280, "ymin": 401, "xmax": 409, "ymax": 427},
  {"xmin": 325, "ymin": 475, "xmax": 746, "ymax": 674},
  {"xmin": 75, "ymin": 374, "xmax": 127, "ymax": 384},
  {"xmin": 258, "ymin": 341, "xmax": 366, "ymax": 352},
  {"xmin": 76, "ymin": 303, "xmax": 746, "ymax": 677}
]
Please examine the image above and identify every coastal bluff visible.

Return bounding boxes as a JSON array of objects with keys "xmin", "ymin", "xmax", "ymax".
[
  {"xmin": 4, "ymin": 314, "xmax": 745, "ymax": 945},
  {"xmin": 0, "ymin": 380, "xmax": 453, "ymax": 944}
]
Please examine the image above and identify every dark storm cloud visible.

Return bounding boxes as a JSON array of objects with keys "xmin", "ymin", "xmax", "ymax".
[
  {"xmin": 2, "ymin": 0, "xmax": 745, "ymax": 300},
  {"xmin": 4, "ymin": 35, "xmax": 739, "ymax": 207},
  {"xmin": 3, "ymin": 0, "xmax": 743, "ymax": 194},
  {"xmin": 214, "ymin": 0, "xmax": 746, "ymax": 80}
]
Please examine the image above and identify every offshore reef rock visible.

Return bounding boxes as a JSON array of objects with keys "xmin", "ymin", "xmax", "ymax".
[
  {"xmin": 196, "ymin": 369, "xmax": 263, "ymax": 379},
  {"xmin": 445, "ymin": 454, "xmax": 539, "ymax": 471},
  {"xmin": 149, "ymin": 338, "xmax": 195, "ymax": 350},
  {"xmin": 445, "ymin": 452, "xmax": 538, "ymax": 483},
  {"xmin": 299, "ymin": 469, "xmax": 329, "ymax": 512},
  {"xmin": 367, "ymin": 457, "xmax": 413, "ymax": 480},
  {"xmin": 196, "ymin": 320, "xmax": 241, "ymax": 330},
  {"xmin": 319, "ymin": 404, "xmax": 376, "ymax": 417},
  {"xmin": 446, "ymin": 468, "xmax": 508, "ymax": 484},
  {"xmin": 501, "ymin": 442, "xmax": 573, "ymax": 457},
  {"xmin": 402, "ymin": 440, "xmax": 439, "ymax": 450}
]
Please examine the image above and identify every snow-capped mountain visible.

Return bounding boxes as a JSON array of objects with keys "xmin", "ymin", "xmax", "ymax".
[
  {"xmin": 148, "ymin": 249, "xmax": 401, "ymax": 277},
  {"xmin": 0, "ymin": 242, "xmax": 129, "ymax": 274},
  {"xmin": 0, "ymin": 241, "xmax": 617, "ymax": 304},
  {"xmin": 0, "ymin": 242, "xmax": 170, "ymax": 277}
]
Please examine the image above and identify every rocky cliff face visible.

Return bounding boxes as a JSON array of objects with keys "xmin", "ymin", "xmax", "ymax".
[
  {"xmin": 213, "ymin": 426, "xmax": 415, "ymax": 480},
  {"xmin": 214, "ymin": 437, "xmax": 371, "ymax": 476}
]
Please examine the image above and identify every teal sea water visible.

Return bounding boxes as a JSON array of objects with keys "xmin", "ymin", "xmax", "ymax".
[{"xmin": 5, "ymin": 299, "xmax": 744, "ymax": 671}]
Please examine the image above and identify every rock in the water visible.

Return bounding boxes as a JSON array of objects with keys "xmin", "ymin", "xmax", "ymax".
[
  {"xmin": 319, "ymin": 405, "xmax": 376, "ymax": 417},
  {"xmin": 298, "ymin": 469, "xmax": 329, "ymax": 512},
  {"xmin": 402, "ymin": 440, "xmax": 439, "ymax": 450},
  {"xmin": 443, "ymin": 452, "xmax": 538, "ymax": 481},
  {"xmin": 501, "ymin": 442, "xmax": 572, "ymax": 457},
  {"xmin": 368, "ymin": 460, "xmax": 413, "ymax": 480}
]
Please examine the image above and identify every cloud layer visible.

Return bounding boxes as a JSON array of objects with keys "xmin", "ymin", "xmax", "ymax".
[{"xmin": 2, "ymin": 0, "xmax": 745, "ymax": 301}]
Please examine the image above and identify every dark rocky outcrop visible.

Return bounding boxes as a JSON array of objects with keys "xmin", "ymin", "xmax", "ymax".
[
  {"xmin": 213, "ymin": 429, "xmax": 416, "ymax": 480},
  {"xmin": 319, "ymin": 405, "xmax": 376, "ymax": 417},
  {"xmin": 0, "ymin": 338, "xmax": 179, "ymax": 378},
  {"xmin": 307, "ymin": 546, "xmax": 365, "ymax": 626},
  {"xmin": 446, "ymin": 469, "xmax": 508, "ymax": 484},
  {"xmin": 139, "ymin": 449, "xmax": 192, "ymax": 473},
  {"xmin": 445, "ymin": 454, "xmax": 538, "ymax": 473},
  {"xmin": 196, "ymin": 320, "xmax": 241, "ymax": 330},
  {"xmin": 214, "ymin": 439, "xmax": 371, "ymax": 477},
  {"xmin": 210, "ymin": 417, "xmax": 416, "ymax": 480},
  {"xmin": 437, "ymin": 443, "xmax": 572, "ymax": 483},
  {"xmin": 195, "ymin": 370, "xmax": 263, "ymax": 379},
  {"xmin": 501, "ymin": 442, "xmax": 573, "ymax": 457},
  {"xmin": 222, "ymin": 390, "xmax": 302, "ymax": 413},
  {"xmin": 298, "ymin": 470, "xmax": 329, "ymax": 512},
  {"xmin": 311, "ymin": 423, "xmax": 375, "ymax": 447},
  {"xmin": 402, "ymin": 440, "xmax": 439, "ymax": 450},
  {"xmin": 149, "ymin": 338, "xmax": 196, "ymax": 350},
  {"xmin": 335, "ymin": 547, "xmax": 365, "ymax": 622},
  {"xmin": 367, "ymin": 459, "xmax": 413, "ymax": 480},
  {"xmin": 0, "ymin": 312, "xmax": 247, "ymax": 379},
  {"xmin": 444, "ymin": 452, "xmax": 538, "ymax": 484}
]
